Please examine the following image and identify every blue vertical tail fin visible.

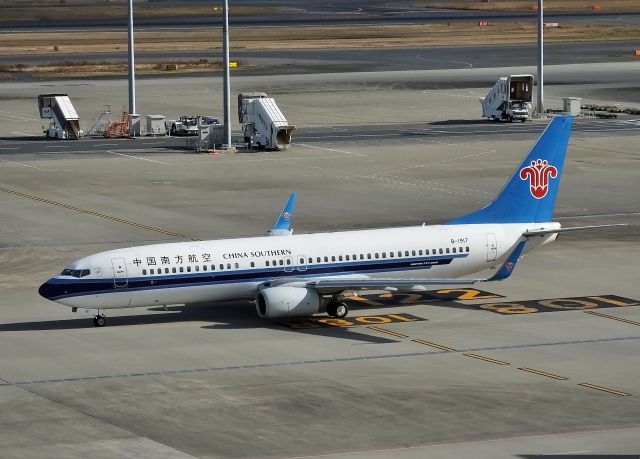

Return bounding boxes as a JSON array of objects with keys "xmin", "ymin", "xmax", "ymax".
[{"xmin": 447, "ymin": 115, "xmax": 572, "ymax": 224}]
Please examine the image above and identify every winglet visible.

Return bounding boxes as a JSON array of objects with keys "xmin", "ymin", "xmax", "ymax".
[
  {"xmin": 488, "ymin": 239, "xmax": 527, "ymax": 281},
  {"xmin": 266, "ymin": 193, "xmax": 296, "ymax": 236}
]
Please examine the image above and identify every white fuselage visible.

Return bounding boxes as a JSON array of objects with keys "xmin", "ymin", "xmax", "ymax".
[{"xmin": 44, "ymin": 222, "xmax": 557, "ymax": 310}]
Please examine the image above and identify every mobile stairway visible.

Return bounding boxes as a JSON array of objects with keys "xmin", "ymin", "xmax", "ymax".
[{"xmin": 38, "ymin": 94, "xmax": 83, "ymax": 139}]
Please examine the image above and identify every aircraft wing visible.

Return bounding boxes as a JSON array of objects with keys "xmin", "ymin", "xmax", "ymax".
[
  {"xmin": 301, "ymin": 240, "xmax": 527, "ymax": 295},
  {"xmin": 266, "ymin": 193, "xmax": 296, "ymax": 236}
]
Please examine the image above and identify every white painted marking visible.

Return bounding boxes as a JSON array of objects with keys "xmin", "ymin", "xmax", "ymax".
[
  {"xmin": 296, "ymin": 143, "xmax": 367, "ymax": 157},
  {"xmin": 0, "ymin": 147, "xmax": 18, "ymax": 150},
  {"xmin": 0, "ymin": 158, "xmax": 50, "ymax": 171},
  {"xmin": 10, "ymin": 132, "xmax": 39, "ymax": 137},
  {"xmin": 94, "ymin": 143, "xmax": 118, "ymax": 147},
  {"xmin": 550, "ymin": 451, "xmax": 590, "ymax": 455},
  {"xmin": 107, "ymin": 150, "xmax": 169, "ymax": 164}
]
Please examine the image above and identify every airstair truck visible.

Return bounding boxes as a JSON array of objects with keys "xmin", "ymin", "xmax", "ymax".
[
  {"xmin": 238, "ymin": 92, "xmax": 296, "ymax": 150},
  {"xmin": 480, "ymin": 75, "xmax": 533, "ymax": 123},
  {"xmin": 38, "ymin": 94, "xmax": 83, "ymax": 139}
]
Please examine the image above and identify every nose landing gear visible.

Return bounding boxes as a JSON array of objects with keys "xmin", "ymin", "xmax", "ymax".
[{"xmin": 93, "ymin": 312, "xmax": 107, "ymax": 327}]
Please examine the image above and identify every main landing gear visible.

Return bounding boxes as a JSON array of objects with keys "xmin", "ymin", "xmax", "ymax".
[
  {"xmin": 326, "ymin": 299, "xmax": 349, "ymax": 319},
  {"xmin": 93, "ymin": 312, "xmax": 106, "ymax": 327}
]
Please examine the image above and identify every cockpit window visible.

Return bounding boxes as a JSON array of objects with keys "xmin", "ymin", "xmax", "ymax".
[{"xmin": 60, "ymin": 269, "xmax": 90, "ymax": 278}]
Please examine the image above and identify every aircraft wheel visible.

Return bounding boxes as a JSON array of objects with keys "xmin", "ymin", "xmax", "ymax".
[
  {"xmin": 334, "ymin": 302, "xmax": 349, "ymax": 319},
  {"xmin": 327, "ymin": 300, "xmax": 349, "ymax": 319},
  {"xmin": 93, "ymin": 315, "xmax": 106, "ymax": 327}
]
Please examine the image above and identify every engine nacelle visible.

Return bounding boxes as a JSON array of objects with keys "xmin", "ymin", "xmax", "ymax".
[{"xmin": 256, "ymin": 286, "xmax": 322, "ymax": 319}]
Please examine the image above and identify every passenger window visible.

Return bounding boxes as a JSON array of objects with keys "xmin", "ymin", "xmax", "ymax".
[
  {"xmin": 375, "ymin": 253, "xmax": 379, "ymax": 258},
  {"xmin": 203, "ymin": 265, "xmax": 208, "ymax": 271},
  {"xmin": 278, "ymin": 260, "xmax": 283, "ymax": 266},
  {"xmin": 338, "ymin": 255, "xmax": 343, "ymax": 261},
  {"xmin": 142, "ymin": 269, "xmax": 147, "ymax": 275},
  {"xmin": 172, "ymin": 267, "xmax": 176, "ymax": 273},
  {"xmin": 412, "ymin": 250, "xmax": 416, "ymax": 256},
  {"xmin": 251, "ymin": 261, "xmax": 255, "ymax": 268},
  {"xmin": 439, "ymin": 248, "xmax": 443, "ymax": 254},
  {"xmin": 452, "ymin": 247, "xmax": 456, "ymax": 253},
  {"xmin": 227, "ymin": 263, "xmax": 232, "ymax": 269},
  {"xmin": 220, "ymin": 264, "xmax": 224, "ymax": 270},
  {"xmin": 352, "ymin": 254, "xmax": 357, "ymax": 260},
  {"xmin": 265, "ymin": 260, "xmax": 270, "ymax": 266},
  {"xmin": 324, "ymin": 256, "xmax": 328, "ymax": 262},
  {"xmin": 446, "ymin": 248, "xmax": 450, "ymax": 254},
  {"xmin": 466, "ymin": 246, "xmax": 470, "ymax": 252},
  {"xmin": 195, "ymin": 265, "xmax": 199, "ymax": 271},
  {"xmin": 367, "ymin": 253, "xmax": 371, "ymax": 259},
  {"xmin": 286, "ymin": 259, "xmax": 291, "ymax": 265},
  {"xmin": 331, "ymin": 256, "xmax": 335, "ymax": 262},
  {"xmin": 234, "ymin": 263, "xmax": 239, "ymax": 269},
  {"xmin": 419, "ymin": 250, "xmax": 423, "ymax": 255},
  {"xmin": 345, "ymin": 255, "xmax": 349, "ymax": 261},
  {"xmin": 389, "ymin": 252, "xmax": 394, "ymax": 257},
  {"xmin": 360, "ymin": 254, "xmax": 364, "ymax": 260},
  {"xmin": 272, "ymin": 260, "xmax": 277, "ymax": 266},
  {"xmin": 405, "ymin": 251, "xmax": 409, "ymax": 256},
  {"xmin": 308, "ymin": 258, "xmax": 312, "ymax": 264},
  {"xmin": 179, "ymin": 267, "xmax": 184, "ymax": 273},
  {"xmin": 150, "ymin": 269, "xmax": 155, "ymax": 274},
  {"xmin": 382, "ymin": 252, "xmax": 386, "ymax": 258},
  {"xmin": 432, "ymin": 249, "xmax": 437, "ymax": 255},
  {"xmin": 459, "ymin": 247, "xmax": 463, "ymax": 253},
  {"xmin": 317, "ymin": 257, "xmax": 321, "ymax": 263},
  {"xmin": 211, "ymin": 264, "xmax": 216, "ymax": 271}
]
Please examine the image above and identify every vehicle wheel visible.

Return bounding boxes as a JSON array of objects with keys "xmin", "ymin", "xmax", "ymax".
[
  {"xmin": 93, "ymin": 315, "xmax": 106, "ymax": 327},
  {"xmin": 508, "ymin": 116, "xmax": 513, "ymax": 123},
  {"xmin": 520, "ymin": 118, "xmax": 526, "ymax": 123}
]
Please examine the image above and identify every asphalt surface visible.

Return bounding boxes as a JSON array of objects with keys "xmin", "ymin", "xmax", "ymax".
[
  {"xmin": 5, "ymin": 41, "xmax": 640, "ymax": 75},
  {"xmin": 5, "ymin": 0, "xmax": 640, "ymax": 31},
  {"xmin": 1, "ymin": 41, "xmax": 640, "ymax": 459}
]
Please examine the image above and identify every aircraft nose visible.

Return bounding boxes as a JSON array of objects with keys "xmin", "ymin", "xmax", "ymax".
[{"xmin": 38, "ymin": 279, "xmax": 59, "ymax": 300}]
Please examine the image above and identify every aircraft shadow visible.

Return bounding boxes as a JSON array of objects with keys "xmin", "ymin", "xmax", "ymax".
[{"xmin": 0, "ymin": 301, "xmax": 398, "ymax": 343}]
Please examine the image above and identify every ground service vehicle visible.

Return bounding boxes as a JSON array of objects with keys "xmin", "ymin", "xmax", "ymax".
[
  {"xmin": 38, "ymin": 94, "xmax": 84, "ymax": 139},
  {"xmin": 165, "ymin": 115, "xmax": 200, "ymax": 135},
  {"xmin": 481, "ymin": 75, "xmax": 534, "ymax": 122},
  {"xmin": 238, "ymin": 92, "xmax": 295, "ymax": 150}
]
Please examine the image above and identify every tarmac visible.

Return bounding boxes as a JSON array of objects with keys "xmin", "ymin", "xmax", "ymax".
[{"xmin": 0, "ymin": 65, "xmax": 639, "ymax": 458}]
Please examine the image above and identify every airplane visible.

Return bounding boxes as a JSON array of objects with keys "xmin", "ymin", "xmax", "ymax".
[{"xmin": 38, "ymin": 115, "xmax": 622, "ymax": 327}]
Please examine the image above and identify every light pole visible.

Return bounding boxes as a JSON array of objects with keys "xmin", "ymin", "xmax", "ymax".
[
  {"xmin": 127, "ymin": 0, "xmax": 136, "ymax": 116},
  {"xmin": 537, "ymin": 0, "xmax": 544, "ymax": 116},
  {"xmin": 222, "ymin": 0, "xmax": 231, "ymax": 147}
]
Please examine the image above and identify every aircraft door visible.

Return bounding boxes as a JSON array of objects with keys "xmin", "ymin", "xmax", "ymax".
[
  {"xmin": 486, "ymin": 233, "xmax": 497, "ymax": 262},
  {"xmin": 284, "ymin": 256, "xmax": 294, "ymax": 273},
  {"xmin": 111, "ymin": 257, "xmax": 128, "ymax": 288},
  {"xmin": 297, "ymin": 254, "xmax": 308, "ymax": 272}
]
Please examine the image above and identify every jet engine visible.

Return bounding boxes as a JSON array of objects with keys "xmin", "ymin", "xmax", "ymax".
[{"xmin": 256, "ymin": 286, "xmax": 323, "ymax": 319}]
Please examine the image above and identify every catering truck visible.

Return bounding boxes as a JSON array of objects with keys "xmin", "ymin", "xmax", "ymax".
[
  {"xmin": 238, "ymin": 92, "xmax": 295, "ymax": 150},
  {"xmin": 480, "ymin": 75, "xmax": 533, "ymax": 122}
]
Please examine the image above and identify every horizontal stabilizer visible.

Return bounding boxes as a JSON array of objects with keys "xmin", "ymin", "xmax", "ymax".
[{"xmin": 524, "ymin": 223, "xmax": 628, "ymax": 237}]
